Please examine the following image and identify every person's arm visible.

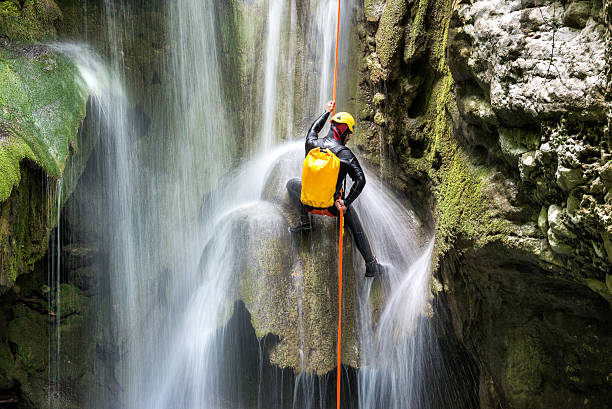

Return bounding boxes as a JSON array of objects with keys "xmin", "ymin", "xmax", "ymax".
[
  {"xmin": 342, "ymin": 156, "xmax": 366, "ymax": 207},
  {"xmin": 306, "ymin": 101, "xmax": 335, "ymax": 152}
]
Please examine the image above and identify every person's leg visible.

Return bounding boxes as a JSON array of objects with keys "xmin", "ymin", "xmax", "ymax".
[
  {"xmin": 286, "ymin": 178, "xmax": 311, "ymax": 231},
  {"xmin": 343, "ymin": 207, "xmax": 384, "ymax": 277},
  {"xmin": 343, "ymin": 206, "xmax": 374, "ymax": 263},
  {"xmin": 286, "ymin": 178, "xmax": 307, "ymax": 215}
]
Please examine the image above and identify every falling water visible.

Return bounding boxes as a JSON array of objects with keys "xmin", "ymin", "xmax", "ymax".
[
  {"xmin": 260, "ymin": 0, "xmax": 284, "ymax": 149},
  {"xmin": 48, "ymin": 181, "xmax": 63, "ymax": 409}
]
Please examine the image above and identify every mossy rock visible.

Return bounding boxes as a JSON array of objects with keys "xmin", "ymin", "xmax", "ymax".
[
  {"xmin": 375, "ymin": 0, "xmax": 408, "ymax": 68},
  {"xmin": 0, "ymin": 0, "xmax": 61, "ymax": 42},
  {"xmin": 0, "ymin": 46, "xmax": 89, "ymax": 291},
  {"xmin": 0, "ymin": 47, "xmax": 87, "ymax": 201},
  {"xmin": 8, "ymin": 306, "xmax": 48, "ymax": 375}
]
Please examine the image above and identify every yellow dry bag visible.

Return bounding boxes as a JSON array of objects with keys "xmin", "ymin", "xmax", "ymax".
[{"xmin": 300, "ymin": 147, "xmax": 341, "ymax": 208}]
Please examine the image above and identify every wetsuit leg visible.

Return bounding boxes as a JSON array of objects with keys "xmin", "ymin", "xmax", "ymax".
[
  {"xmin": 286, "ymin": 178, "xmax": 307, "ymax": 215},
  {"xmin": 343, "ymin": 206, "xmax": 375, "ymax": 263}
]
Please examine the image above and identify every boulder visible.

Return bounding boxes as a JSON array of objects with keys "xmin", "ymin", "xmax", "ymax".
[
  {"xmin": 519, "ymin": 151, "xmax": 537, "ymax": 180},
  {"xmin": 563, "ymin": 1, "xmax": 593, "ymax": 29},
  {"xmin": 547, "ymin": 204, "xmax": 576, "ymax": 239},
  {"xmin": 556, "ymin": 166, "xmax": 584, "ymax": 191}
]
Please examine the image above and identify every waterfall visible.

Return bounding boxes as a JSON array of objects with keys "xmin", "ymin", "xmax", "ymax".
[
  {"xmin": 260, "ymin": 0, "xmax": 284, "ymax": 149},
  {"xmin": 53, "ymin": 0, "xmax": 462, "ymax": 408}
]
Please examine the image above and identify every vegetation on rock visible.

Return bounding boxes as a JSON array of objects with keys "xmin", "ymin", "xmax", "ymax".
[
  {"xmin": 0, "ymin": 46, "xmax": 88, "ymax": 291},
  {"xmin": 357, "ymin": 0, "xmax": 612, "ymax": 407},
  {"xmin": 0, "ymin": 0, "xmax": 61, "ymax": 42}
]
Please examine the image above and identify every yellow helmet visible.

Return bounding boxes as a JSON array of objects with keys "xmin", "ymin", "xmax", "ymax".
[{"xmin": 331, "ymin": 112, "xmax": 355, "ymax": 133}]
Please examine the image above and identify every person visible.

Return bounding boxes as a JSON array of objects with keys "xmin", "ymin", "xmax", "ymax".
[{"xmin": 286, "ymin": 100, "xmax": 384, "ymax": 277}]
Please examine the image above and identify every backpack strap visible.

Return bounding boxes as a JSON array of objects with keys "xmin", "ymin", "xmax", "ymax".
[{"xmin": 328, "ymin": 145, "xmax": 348, "ymax": 156}]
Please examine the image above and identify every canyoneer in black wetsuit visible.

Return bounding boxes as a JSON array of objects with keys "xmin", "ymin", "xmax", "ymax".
[{"xmin": 286, "ymin": 100, "xmax": 384, "ymax": 278}]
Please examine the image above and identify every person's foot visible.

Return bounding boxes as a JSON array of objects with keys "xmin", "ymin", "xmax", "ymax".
[
  {"xmin": 289, "ymin": 214, "xmax": 312, "ymax": 233},
  {"xmin": 365, "ymin": 259, "xmax": 387, "ymax": 278}
]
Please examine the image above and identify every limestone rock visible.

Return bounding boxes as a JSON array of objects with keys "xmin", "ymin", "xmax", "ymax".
[
  {"xmin": 460, "ymin": 95, "xmax": 498, "ymax": 127},
  {"xmin": 547, "ymin": 229, "xmax": 574, "ymax": 255},
  {"xmin": 556, "ymin": 166, "xmax": 584, "ymax": 191},
  {"xmin": 519, "ymin": 151, "xmax": 537, "ymax": 181},
  {"xmin": 498, "ymin": 128, "xmax": 529, "ymax": 166},
  {"xmin": 365, "ymin": 52, "xmax": 388, "ymax": 83},
  {"xmin": 208, "ymin": 152, "xmax": 382, "ymax": 374},
  {"xmin": 600, "ymin": 161, "xmax": 612, "ymax": 188},
  {"xmin": 547, "ymin": 204, "xmax": 576, "ymax": 239},
  {"xmin": 372, "ymin": 92, "xmax": 386, "ymax": 105},
  {"xmin": 451, "ymin": 0, "xmax": 607, "ymax": 124},
  {"xmin": 538, "ymin": 207, "xmax": 548, "ymax": 235},
  {"xmin": 0, "ymin": 46, "xmax": 91, "ymax": 292},
  {"xmin": 364, "ymin": 0, "xmax": 386, "ymax": 22},
  {"xmin": 563, "ymin": 1, "xmax": 593, "ymax": 29}
]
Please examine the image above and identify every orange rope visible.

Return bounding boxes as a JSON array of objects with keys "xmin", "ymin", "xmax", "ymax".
[
  {"xmin": 337, "ymin": 207, "xmax": 343, "ymax": 409},
  {"xmin": 333, "ymin": 1, "xmax": 342, "ymax": 407},
  {"xmin": 332, "ymin": 0, "xmax": 341, "ymax": 116}
]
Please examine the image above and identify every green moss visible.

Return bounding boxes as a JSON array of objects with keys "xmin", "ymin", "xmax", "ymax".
[
  {"xmin": 59, "ymin": 283, "xmax": 81, "ymax": 315},
  {"xmin": 0, "ymin": 48, "xmax": 88, "ymax": 201},
  {"xmin": 432, "ymin": 0, "xmax": 451, "ymax": 71},
  {"xmin": 0, "ymin": 0, "xmax": 61, "ymax": 42},
  {"xmin": 374, "ymin": 0, "xmax": 408, "ymax": 68},
  {"xmin": 422, "ymin": 70, "xmax": 508, "ymax": 258},
  {"xmin": 0, "ymin": 47, "xmax": 90, "ymax": 291},
  {"xmin": 8, "ymin": 310, "xmax": 47, "ymax": 374},
  {"xmin": 405, "ymin": 0, "xmax": 428, "ymax": 61}
]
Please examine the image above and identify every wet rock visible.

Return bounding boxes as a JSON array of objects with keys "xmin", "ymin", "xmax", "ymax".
[
  {"xmin": 375, "ymin": 0, "xmax": 408, "ymax": 68},
  {"xmin": 547, "ymin": 204, "xmax": 576, "ymax": 239},
  {"xmin": 372, "ymin": 92, "xmax": 386, "ymax": 105},
  {"xmin": 556, "ymin": 166, "xmax": 584, "ymax": 191},
  {"xmin": 374, "ymin": 111, "xmax": 386, "ymax": 125},
  {"xmin": 563, "ymin": 1, "xmax": 593, "ymax": 29},
  {"xmin": 498, "ymin": 128, "xmax": 529, "ymax": 166},
  {"xmin": 227, "ymin": 201, "xmax": 361, "ymax": 374},
  {"xmin": 519, "ymin": 151, "xmax": 537, "ymax": 180},
  {"xmin": 538, "ymin": 207, "xmax": 548, "ymax": 235}
]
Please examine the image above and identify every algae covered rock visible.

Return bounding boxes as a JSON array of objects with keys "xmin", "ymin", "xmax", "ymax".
[
  {"xmin": 0, "ymin": 46, "xmax": 87, "ymax": 201},
  {"xmin": 358, "ymin": 0, "xmax": 612, "ymax": 406},
  {"xmin": 234, "ymin": 201, "xmax": 359, "ymax": 374},
  {"xmin": 0, "ymin": 0, "xmax": 61, "ymax": 42},
  {"xmin": 0, "ymin": 45, "xmax": 89, "ymax": 292}
]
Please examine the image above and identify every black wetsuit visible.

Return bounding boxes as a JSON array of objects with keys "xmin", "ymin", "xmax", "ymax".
[{"xmin": 286, "ymin": 111, "xmax": 375, "ymax": 263}]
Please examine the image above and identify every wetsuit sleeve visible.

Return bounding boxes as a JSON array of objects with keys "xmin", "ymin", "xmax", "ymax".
[
  {"xmin": 344, "ymin": 155, "xmax": 366, "ymax": 207},
  {"xmin": 305, "ymin": 111, "xmax": 330, "ymax": 153}
]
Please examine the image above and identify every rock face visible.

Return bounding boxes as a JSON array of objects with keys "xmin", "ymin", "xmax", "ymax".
[
  {"xmin": 205, "ymin": 152, "xmax": 371, "ymax": 375},
  {"xmin": 0, "ymin": 236, "xmax": 118, "ymax": 409},
  {"xmin": 228, "ymin": 200, "xmax": 360, "ymax": 375},
  {"xmin": 357, "ymin": 0, "xmax": 612, "ymax": 407},
  {"xmin": 0, "ymin": 46, "xmax": 90, "ymax": 292}
]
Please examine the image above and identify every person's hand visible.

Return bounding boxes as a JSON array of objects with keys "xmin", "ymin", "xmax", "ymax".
[
  {"xmin": 326, "ymin": 100, "xmax": 335, "ymax": 113},
  {"xmin": 334, "ymin": 198, "xmax": 347, "ymax": 213}
]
